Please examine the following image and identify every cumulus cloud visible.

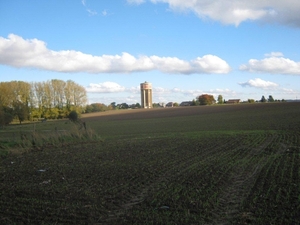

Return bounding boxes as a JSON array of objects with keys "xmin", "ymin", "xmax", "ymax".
[
  {"xmin": 239, "ymin": 78, "xmax": 279, "ymax": 89},
  {"xmin": 86, "ymin": 82, "xmax": 126, "ymax": 93},
  {"xmin": 240, "ymin": 53, "xmax": 300, "ymax": 75},
  {"xmin": 0, "ymin": 34, "xmax": 230, "ymax": 74},
  {"xmin": 129, "ymin": 0, "xmax": 300, "ymax": 26}
]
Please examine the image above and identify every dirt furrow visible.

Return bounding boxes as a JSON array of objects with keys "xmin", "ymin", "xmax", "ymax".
[{"xmin": 101, "ymin": 139, "xmax": 234, "ymax": 223}]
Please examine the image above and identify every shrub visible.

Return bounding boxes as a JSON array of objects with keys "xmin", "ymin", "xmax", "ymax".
[{"xmin": 68, "ymin": 110, "xmax": 79, "ymax": 122}]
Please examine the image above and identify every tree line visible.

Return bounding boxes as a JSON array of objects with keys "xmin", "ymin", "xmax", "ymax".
[
  {"xmin": 0, "ymin": 80, "xmax": 87, "ymax": 125},
  {"xmin": 0, "ymin": 79, "xmax": 284, "ymax": 126},
  {"xmin": 192, "ymin": 94, "xmax": 281, "ymax": 106}
]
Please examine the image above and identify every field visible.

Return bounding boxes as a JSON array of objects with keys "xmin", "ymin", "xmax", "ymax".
[{"xmin": 0, "ymin": 102, "xmax": 300, "ymax": 224}]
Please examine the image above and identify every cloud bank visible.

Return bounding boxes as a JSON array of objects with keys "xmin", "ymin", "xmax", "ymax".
[
  {"xmin": 240, "ymin": 53, "xmax": 300, "ymax": 75},
  {"xmin": 128, "ymin": 0, "xmax": 300, "ymax": 27},
  {"xmin": 239, "ymin": 78, "xmax": 279, "ymax": 89},
  {"xmin": 0, "ymin": 34, "xmax": 230, "ymax": 74}
]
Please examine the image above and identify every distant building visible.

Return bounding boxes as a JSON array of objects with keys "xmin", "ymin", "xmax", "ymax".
[
  {"xmin": 226, "ymin": 99, "xmax": 240, "ymax": 104},
  {"xmin": 140, "ymin": 81, "xmax": 152, "ymax": 108},
  {"xmin": 159, "ymin": 102, "xmax": 165, "ymax": 107},
  {"xmin": 286, "ymin": 99, "xmax": 300, "ymax": 102},
  {"xmin": 180, "ymin": 101, "xmax": 192, "ymax": 106},
  {"xmin": 166, "ymin": 102, "xmax": 174, "ymax": 107}
]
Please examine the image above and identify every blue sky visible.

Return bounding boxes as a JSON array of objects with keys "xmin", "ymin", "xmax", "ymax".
[{"xmin": 1, "ymin": 0, "xmax": 300, "ymax": 105}]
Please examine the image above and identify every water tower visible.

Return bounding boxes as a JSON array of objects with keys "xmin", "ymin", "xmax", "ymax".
[{"xmin": 140, "ymin": 81, "xmax": 152, "ymax": 108}]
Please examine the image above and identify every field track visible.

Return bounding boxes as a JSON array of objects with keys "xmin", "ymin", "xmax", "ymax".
[{"xmin": 1, "ymin": 102, "xmax": 300, "ymax": 224}]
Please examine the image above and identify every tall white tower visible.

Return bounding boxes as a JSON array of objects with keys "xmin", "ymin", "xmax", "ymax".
[{"xmin": 140, "ymin": 81, "xmax": 152, "ymax": 108}]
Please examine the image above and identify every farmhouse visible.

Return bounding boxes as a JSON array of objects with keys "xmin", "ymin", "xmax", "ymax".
[
  {"xmin": 165, "ymin": 102, "xmax": 174, "ymax": 107},
  {"xmin": 180, "ymin": 101, "xmax": 192, "ymax": 106},
  {"xmin": 226, "ymin": 99, "xmax": 240, "ymax": 104}
]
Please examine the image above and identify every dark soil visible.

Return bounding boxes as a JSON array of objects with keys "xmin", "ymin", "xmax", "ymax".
[{"xmin": 1, "ymin": 103, "xmax": 300, "ymax": 224}]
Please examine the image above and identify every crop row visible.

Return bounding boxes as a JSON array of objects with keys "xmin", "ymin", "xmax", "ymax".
[{"xmin": 112, "ymin": 132, "xmax": 300, "ymax": 224}]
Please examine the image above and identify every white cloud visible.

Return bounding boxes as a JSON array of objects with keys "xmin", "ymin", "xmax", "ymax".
[
  {"xmin": 152, "ymin": 86, "xmax": 236, "ymax": 98},
  {"xmin": 153, "ymin": 87, "xmax": 171, "ymax": 93},
  {"xmin": 240, "ymin": 54, "xmax": 300, "ymax": 75},
  {"xmin": 281, "ymin": 88, "xmax": 298, "ymax": 95},
  {"xmin": 102, "ymin": 10, "xmax": 108, "ymax": 16},
  {"xmin": 149, "ymin": 55, "xmax": 230, "ymax": 74},
  {"xmin": 86, "ymin": 82, "xmax": 126, "ymax": 93},
  {"xmin": 0, "ymin": 34, "xmax": 230, "ymax": 74},
  {"xmin": 81, "ymin": 0, "xmax": 97, "ymax": 16},
  {"xmin": 130, "ymin": 0, "xmax": 300, "ymax": 27},
  {"xmin": 87, "ymin": 9, "xmax": 97, "ymax": 16},
  {"xmin": 207, "ymin": 88, "xmax": 237, "ymax": 96},
  {"xmin": 127, "ymin": 86, "xmax": 140, "ymax": 94},
  {"xmin": 127, "ymin": 0, "xmax": 145, "ymax": 5},
  {"xmin": 264, "ymin": 52, "xmax": 284, "ymax": 57},
  {"xmin": 239, "ymin": 78, "xmax": 279, "ymax": 89},
  {"xmin": 191, "ymin": 55, "xmax": 231, "ymax": 74}
]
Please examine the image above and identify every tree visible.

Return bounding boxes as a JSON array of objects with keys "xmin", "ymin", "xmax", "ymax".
[
  {"xmin": 248, "ymin": 99, "xmax": 255, "ymax": 103},
  {"xmin": 110, "ymin": 102, "xmax": 116, "ymax": 110},
  {"xmin": 85, "ymin": 103, "xmax": 108, "ymax": 112},
  {"xmin": 0, "ymin": 82, "xmax": 12, "ymax": 108},
  {"xmin": 85, "ymin": 105, "xmax": 93, "ymax": 113},
  {"xmin": 217, "ymin": 95, "xmax": 223, "ymax": 104},
  {"xmin": 51, "ymin": 79, "xmax": 65, "ymax": 109},
  {"xmin": 13, "ymin": 100, "xmax": 29, "ymax": 124},
  {"xmin": 117, "ymin": 103, "xmax": 129, "ymax": 109},
  {"xmin": 0, "ymin": 81, "xmax": 31, "ymax": 112},
  {"xmin": 4, "ymin": 112, "xmax": 13, "ymax": 125},
  {"xmin": 63, "ymin": 80, "xmax": 87, "ymax": 114},
  {"xmin": 33, "ymin": 81, "xmax": 45, "ymax": 118},
  {"xmin": 198, "ymin": 94, "xmax": 216, "ymax": 105},
  {"xmin": 0, "ymin": 79, "xmax": 87, "ymax": 121},
  {"xmin": 260, "ymin": 95, "xmax": 267, "ymax": 103},
  {"xmin": 0, "ymin": 108, "xmax": 13, "ymax": 126},
  {"xmin": 268, "ymin": 95, "xmax": 275, "ymax": 102},
  {"xmin": 191, "ymin": 99, "xmax": 199, "ymax": 106}
]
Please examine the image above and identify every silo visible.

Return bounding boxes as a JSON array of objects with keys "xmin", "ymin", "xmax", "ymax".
[{"xmin": 140, "ymin": 81, "xmax": 152, "ymax": 108}]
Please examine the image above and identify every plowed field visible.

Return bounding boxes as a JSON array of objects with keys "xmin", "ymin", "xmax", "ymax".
[{"xmin": 1, "ymin": 102, "xmax": 300, "ymax": 224}]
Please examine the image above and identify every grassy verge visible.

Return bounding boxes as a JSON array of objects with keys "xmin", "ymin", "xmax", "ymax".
[{"xmin": 0, "ymin": 120, "xmax": 102, "ymax": 156}]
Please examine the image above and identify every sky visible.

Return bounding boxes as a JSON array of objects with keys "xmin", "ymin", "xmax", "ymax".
[{"xmin": 1, "ymin": 0, "xmax": 300, "ymax": 105}]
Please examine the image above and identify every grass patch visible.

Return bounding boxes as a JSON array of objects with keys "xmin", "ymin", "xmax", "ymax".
[{"xmin": 0, "ymin": 120, "xmax": 102, "ymax": 154}]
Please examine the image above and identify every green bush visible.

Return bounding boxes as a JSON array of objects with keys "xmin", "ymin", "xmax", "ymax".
[{"xmin": 68, "ymin": 110, "xmax": 79, "ymax": 122}]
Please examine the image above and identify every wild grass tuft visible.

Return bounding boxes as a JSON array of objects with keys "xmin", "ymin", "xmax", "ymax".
[{"xmin": 0, "ymin": 121, "xmax": 102, "ymax": 155}]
